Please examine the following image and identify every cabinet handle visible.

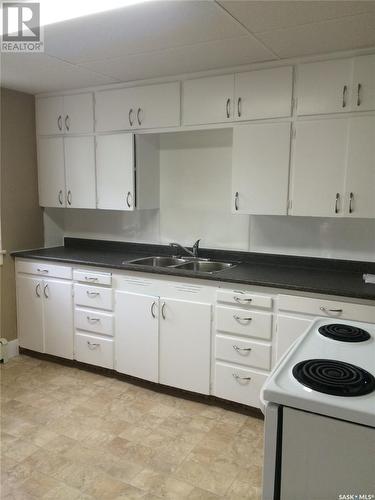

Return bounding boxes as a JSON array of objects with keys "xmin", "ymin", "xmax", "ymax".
[
  {"xmin": 43, "ymin": 284, "xmax": 49, "ymax": 299},
  {"xmin": 161, "ymin": 302, "xmax": 166, "ymax": 320},
  {"xmin": 151, "ymin": 301, "xmax": 156, "ymax": 318},
  {"xmin": 232, "ymin": 373, "xmax": 251, "ymax": 382},
  {"xmin": 233, "ymin": 345, "xmax": 252, "ymax": 354},
  {"xmin": 233, "ymin": 314, "xmax": 252, "ymax": 322},
  {"xmin": 237, "ymin": 97, "xmax": 242, "ymax": 118},
  {"xmin": 85, "ymin": 277, "xmax": 98, "ymax": 282},
  {"xmin": 87, "ymin": 316, "xmax": 100, "ymax": 324},
  {"xmin": 357, "ymin": 83, "xmax": 362, "ymax": 107},
  {"xmin": 320, "ymin": 306, "xmax": 343, "ymax": 313},
  {"xmin": 67, "ymin": 190, "xmax": 72, "ymax": 206},
  {"xmin": 37, "ymin": 268, "xmax": 49, "ymax": 273},
  {"xmin": 58, "ymin": 190, "xmax": 63, "ymax": 206},
  {"xmin": 87, "ymin": 341, "xmax": 100, "ymax": 350},
  {"xmin": 234, "ymin": 296, "xmax": 252, "ymax": 304},
  {"xmin": 226, "ymin": 98, "xmax": 231, "ymax": 119},
  {"xmin": 65, "ymin": 115, "xmax": 70, "ymax": 131},
  {"xmin": 128, "ymin": 108, "xmax": 134, "ymax": 126},
  {"xmin": 349, "ymin": 192, "xmax": 354, "ymax": 214},
  {"xmin": 334, "ymin": 193, "xmax": 340, "ymax": 214},
  {"xmin": 342, "ymin": 85, "xmax": 348, "ymax": 108},
  {"xmin": 35, "ymin": 283, "xmax": 41, "ymax": 298},
  {"xmin": 57, "ymin": 115, "xmax": 62, "ymax": 131},
  {"xmin": 234, "ymin": 192, "xmax": 239, "ymax": 211},
  {"xmin": 86, "ymin": 291, "xmax": 100, "ymax": 298},
  {"xmin": 137, "ymin": 107, "xmax": 142, "ymax": 125},
  {"xmin": 126, "ymin": 191, "xmax": 132, "ymax": 208}
]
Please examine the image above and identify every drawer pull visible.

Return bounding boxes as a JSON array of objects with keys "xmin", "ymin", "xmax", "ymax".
[
  {"xmin": 37, "ymin": 268, "xmax": 49, "ymax": 273},
  {"xmin": 86, "ymin": 291, "xmax": 100, "ymax": 298},
  {"xmin": 233, "ymin": 345, "xmax": 252, "ymax": 354},
  {"xmin": 234, "ymin": 296, "xmax": 252, "ymax": 304},
  {"xmin": 85, "ymin": 277, "xmax": 98, "ymax": 282},
  {"xmin": 320, "ymin": 307, "xmax": 343, "ymax": 313},
  {"xmin": 232, "ymin": 373, "xmax": 251, "ymax": 383},
  {"xmin": 87, "ymin": 341, "xmax": 100, "ymax": 350},
  {"xmin": 87, "ymin": 316, "xmax": 100, "ymax": 324},
  {"xmin": 233, "ymin": 314, "xmax": 252, "ymax": 322}
]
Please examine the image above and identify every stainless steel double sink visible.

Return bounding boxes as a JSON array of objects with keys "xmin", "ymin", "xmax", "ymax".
[{"xmin": 127, "ymin": 255, "xmax": 236, "ymax": 273}]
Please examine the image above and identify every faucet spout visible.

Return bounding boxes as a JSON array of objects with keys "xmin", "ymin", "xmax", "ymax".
[{"xmin": 169, "ymin": 239, "xmax": 202, "ymax": 258}]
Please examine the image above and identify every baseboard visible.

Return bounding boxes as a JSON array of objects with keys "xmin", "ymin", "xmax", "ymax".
[{"xmin": 6, "ymin": 339, "xmax": 19, "ymax": 359}]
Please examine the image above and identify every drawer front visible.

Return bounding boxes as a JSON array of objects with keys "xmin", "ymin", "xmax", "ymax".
[
  {"xmin": 73, "ymin": 269, "xmax": 112, "ymax": 286},
  {"xmin": 216, "ymin": 335, "xmax": 271, "ymax": 370},
  {"xmin": 75, "ymin": 308, "xmax": 114, "ymax": 336},
  {"xmin": 217, "ymin": 289, "xmax": 273, "ymax": 309},
  {"xmin": 75, "ymin": 333, "xmax": 114, "ymax": 369},
  {"xmin": 278, "ymin": 295, "xmax": 375, "ymax": 323},
  {"xmin": 214, "ymin": 362, "xmax": 268, "ymax": 408},
  {"xmin": 216, "ymin": 306, "xmax": 272, "ymax": 340},
  {"xmin": 74, "ymin": 284, "xmax": 113, "ymax": 311},
  {"xmin": 17, "ymin": 260, "xmax": 72, "ymax": 280}
]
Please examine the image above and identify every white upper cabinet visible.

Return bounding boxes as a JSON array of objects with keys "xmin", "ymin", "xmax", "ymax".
[
  {"xmin": 182, "ymin": 74, "xmax": 235, "ymax": 125},
  {"xmin": 290, "ymin": 119, "xmax": 348, "ymax": 217},
  {"xmin": 36, "ymin": 93, "xmax": 94, "ymax": 135},
  {"xmin": 234, "ymin": 66, "xmax": 293, "ymax": 121},
  {"xmin": 351, "ymin": 54, "xmax": 375, "ymax": 112},
  {"xmin": 64, "ymin": 137, "xmax": 96, "ymax": 209},
  {"xmin": 96, "ymin": 133, "xmax": 135, "ymax": 211},
  {"xmin": 232, "ymin": 122, "xmax": 291, "ymax": 215},
  {"xmin": 296, "ymin": 59, "xmax": 353, "ymax": 115},
  {"xmin": 37, "ymin": 137, "xmax": 66, "ymax": 208},
  {"xmin": 95, "ymin": 82, "xmax": 180, "ymax": 132}
]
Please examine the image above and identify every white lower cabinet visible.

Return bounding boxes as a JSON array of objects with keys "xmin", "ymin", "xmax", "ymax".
[
  {"xmin": 276, "ymin": 314, "xmax": 312, "ymax": 361},
  {"xmin": 115, "ymin": 291, "xmax": 159, "ymax": 383},
  {"xmin": 216, "ymin": 335, "xmax": 272, "ymax": 371},
  {"xmin": 75, "ymin": 332, "xmax": 114, "ymax": 369},
  {"xmin": 17, "ymin": 275, "xmax": 44, "ymax": 352}
]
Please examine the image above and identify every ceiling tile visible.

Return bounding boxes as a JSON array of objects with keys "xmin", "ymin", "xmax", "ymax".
[
  {"xmin": 217, "ymin": 0, "xmax": 375, "ymax": 33},
  {"xmin": 256, "ymin": 13, "xmax": 375, "ymax": 58},
  {"xmin": 43, "ymin": 1, "xmax": 248, "ymax": 64},
  {"xmin": 0, "ymin": 53, "xmax": 118, "ymax": 94},
  {"xmin": 79, "ymin": 36, "xmax": 276, "ymax": 82}
]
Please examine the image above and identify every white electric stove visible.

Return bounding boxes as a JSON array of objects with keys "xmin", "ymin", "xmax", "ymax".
[{"xmin": 261, "ymin": 318, "xmax": 375, "ymax": 500}]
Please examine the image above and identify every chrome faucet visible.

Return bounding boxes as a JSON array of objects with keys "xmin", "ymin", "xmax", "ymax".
[{"xmin": 169, "ymin": 239, "xmax": 201, "ymax": 258}]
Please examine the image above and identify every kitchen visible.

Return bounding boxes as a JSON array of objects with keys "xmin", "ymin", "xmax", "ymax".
[{"xmin": 1, "ymin": 1, "xmax": 375, "ymax": 499}]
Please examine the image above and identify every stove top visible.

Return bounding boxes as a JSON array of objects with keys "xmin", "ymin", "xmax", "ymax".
[{"xmin": 262, "ymin": 319, "xmax": 375, "ymax": 427}]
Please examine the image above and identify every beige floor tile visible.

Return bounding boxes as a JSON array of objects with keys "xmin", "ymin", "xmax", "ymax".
[
  {"xmin": 131, "ymin": 468, "xmax": 194, "ymax": 498},
  {"xmin": 187, "ymin": 487, "xmax": 221, "ymax": 499},
  {"xmin": 225, "ymin": 480, "xmax": 262, "ymax": 500},
  {"xmin": 17, "ymin": 471, "xmax": 60, "ymax": 498}
]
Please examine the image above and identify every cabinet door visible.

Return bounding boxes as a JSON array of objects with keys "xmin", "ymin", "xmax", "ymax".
[
  {"xmin": 16, "ymin": 275, "xmax": 44, "ymax": 352},
  {"xmin": 96, "ymin": 133, "xmax": 135, "ymax": 211},
  {"xmin": 44, "ymin": 279, "xmax": 73, "ymax": 359},
  {"xmin": 297, "ymin": 59, "xmax": 353, "ymax": 115},
  {"xmin": 115, "ymin": 291, "xmax": 159, "ymax": 382},
  {"xmin": 351, "ymin": 54, "xmax": 375, "ymax": 112},
  {"xmin": 182, "ymin": 74, "xmax": 234, "ymax": 125},
  {"xmin": 95, "ymin": 87, "xmax": 137, "ymax": 132},
  {"xmin": 276, "ymin": 314, "xmax": 312, "ymax": 361},
  {"xmin": 36, "ymin": 96, "xmax": 64, "ymax": 135},
  {"xmin": 159, "ymin": 298, "xmax": 211, "ymax": 394},
  {"xmin": 290, "ymin": 119, "xmax": 348, "ymax": 217},
  {"xmin": 235, "ymin": 66, "xmax": 293, "ymax": 121},
  {"xmin": 344, "ymin": 116, "xmax": 375, "ymax": 218},
  {"xmin": 232, "ymin": 122, "xmax": 291, "ymax": 215},
  {"xmin": 135, "ymin": 82, "xmax": 180, "ymax": 129},
  {"xmin": 64, "ymin": 136, "xmax": 96, "ymax": 209},
  {"xmin": 37, "ymin": 137, "xmax": 66, "ymax": 207},
  {"xmin": 63, "ymin": 93, "xmax": 94, "ymax": 133}
]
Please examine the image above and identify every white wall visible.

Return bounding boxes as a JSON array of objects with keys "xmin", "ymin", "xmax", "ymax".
[{"xmin": 44, "ymin": 129, "xmax": 375, "ymax": 262}]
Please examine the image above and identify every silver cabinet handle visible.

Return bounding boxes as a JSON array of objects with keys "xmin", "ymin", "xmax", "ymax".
[
  {"xmin": 233, "ymin": 314, "xmax": 252, "ymax": 322},
  {"xmin": 57, "ymin": 115, "xmax": 62, "ymax": 131},
  {"xmin": 87, "ymin": 316, "xmax": 100, "ymax": 324},
  {"xmin": 233, "ymin": 345, "xmax": 252, "ymax": 353},
  {"xmin": 342, "ymin": 85, "xmax": 348, "ymax": 108},
  {"xmin": 86, "ymin": 291, "xmax": 100, "ymax": 298},
  {"xmin": 232, "ymin": 373, "xmax": 251, "ymax": 382},
  {"xmin": 137, "ymin": 107, "xmax": 142, "ymax": 126},
  {"xmin": 349, "ymin": 192, "xmax": 354, "ymax": 214},
  {"xmin": 58, "ymin": 190, "xmax": 63, "ymax": 206},
  {"xmin": 320, "ymin": 306, "xmax": 343, "ymax": 313},
  {"xmin": 35, "ymin": 283, "xmax": 41, "ymax": 298},
  {"xmin": 234, "ymin": 296, "xmax": 252, "ymax": 304},
  {"xmin": 237, "ymin": 97, "xmax": 242, "ymax": 118},
  {"xmin": 234, "ymin": 192, "xmax": 239, "ymax": 211},
  {"xmin": 126, "ymin": 191, "xmax": 132, "ymax": 208},
  {"xmin": 37, "ymin": 268, "xmax": 49, "ymax": 274},
  {"xmin": 65, "ymin": 115, "xmax": 70, "ymax": 131},
  {"xmin": 85, "ymin": 277, "xmax": 98, "ymax": 282},
  {"xmin": 87, "ymin": 341, "xmax": 100, "ymax": 350},
  {"xmin": 334, "ymin": 193, "xmax": 340, "ymax": 214},
  {"xmin": 161, "ymin": 302, "xmax": 166, "ymax": 320},
  {"xmin": 226, "ymin": 98, "xmax": 231, "ymax": 119},
  {"xmin": 128, "ymin": 108, "xmax": 134, "ymax": 126},
  {"xmin": 151, "ymin": 301, "xmax": 156, "ymax": 319},
  {"xmin": 43, "ymin": 284, "xmax": 49, "ymax": 299},
  {"xmin": 357, "ymin": 83, "xmax": 362, "ymax": 107},
  {"xmin": 67, "ymin": 190, "xmax": 72, "ymax": 206}
]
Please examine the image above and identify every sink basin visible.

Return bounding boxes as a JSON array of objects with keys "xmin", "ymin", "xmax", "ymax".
[
  {"xmin": 174, "ymin": 260, "xmax": 236, "ymax": 273},
  {"xmin": 128, "ymin": 256, "xmax": 189, "ymax": 267}
]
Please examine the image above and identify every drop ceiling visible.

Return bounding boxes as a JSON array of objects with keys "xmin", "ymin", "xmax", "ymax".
[{"xmin": 1, "ymin": 0, "xmax": 375, "ymax": 94}]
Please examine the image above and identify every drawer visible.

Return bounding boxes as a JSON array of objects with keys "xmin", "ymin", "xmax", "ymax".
[
  {"xmin": 75, "ymin": 308, "xmax": 114, "ymax": 336},
  {"xmin": 216, "ymin": 335, "xmax": 271, "ymax": 370},
  {"xmin": 16, "ymin": 260, "xmax": 72, "ymax": 280},
  {"xmin": 73, "ymin": 269, "xmax": 112, "ymax": 286},
  {"xmin": 217, "ymin": 289, "xmax": 272, "ymax": 309},
  {"xmin": 278, "ymin": 295, "xmax": 375, "ymax": 323},
  {"xmin": 216, "ymin": 306, "xmax": 272, "ymax": 340},
  {"xmin": 214, "ymin": 362, "xmax": 268, "ymax": 408},
  {"xmin": 75, "ymin": 333, "xmax": 114, "ymax": 369},
  {"xmin": 74, "ymin": 284, "xmax": 113, "ymax": 311}
]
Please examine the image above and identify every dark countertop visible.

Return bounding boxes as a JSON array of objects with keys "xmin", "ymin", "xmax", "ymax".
[{"xmin": 12, "ymin": 238, "xmax": 375, "ymax": 301}]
